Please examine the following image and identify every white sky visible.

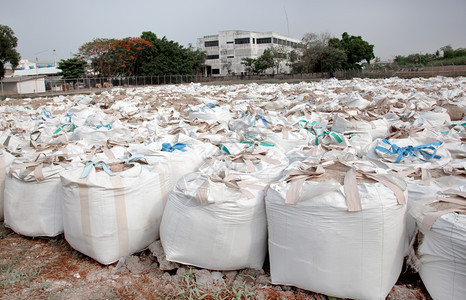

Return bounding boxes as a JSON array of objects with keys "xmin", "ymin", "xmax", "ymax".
[{"xmin": 2, "ymin": 0, "xmax": 465, "ymax": 63}]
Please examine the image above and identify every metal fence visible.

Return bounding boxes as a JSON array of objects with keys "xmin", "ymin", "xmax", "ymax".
[{"xmin": 38, "ymin": 64, "xmax": 466, "ymax": 93}]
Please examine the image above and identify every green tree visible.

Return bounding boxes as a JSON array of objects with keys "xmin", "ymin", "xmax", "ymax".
[
  {"xmin": 331, "ymin": 32, "xmax": 375, "ymax": 69},
  {"xmin": 0, "ymin": 25, "xmax": 21, "ymax": 79},
  {"xmin": 288, "ymin": 49, "xmax": 306, "ymax": 73},
  {"xmin": 255, "ymin": 49, "xmax": 274, "ymax": 74},
  {"xmin": 296, "ymin": 32, "xmax": 332, "ymax": 73},
  {"xmin": 241, "ymin": 57, "xmax": 256, "ymax": 74},
  {"xmin": 138, "ymin": 31, "xmax": 205, "ymax": 75},
  {"xmin": 321, "ymin": 47, "xmax": 347, "ymax": 75},
  {"xmin": 78, "ymin": 38, "xmax": 117, "ymax": 76},
  {"xmin": 441, "ymin": 45, "xmax": 454, "ymax": 59},
  {"xmin": 78, "ymin": 37, "xmax": 151, "ymax": 76},
  {"xmin": 263, "ymin": 46, "xmax": 287, "ymax": 74},
  {"xmin": 57, "ymin": 58, "xmax": 87, "ymax": 79},
  {"xmin": 291, "ymin": 32, "xmax": 346, "ymax": 74},
  {"xmin": 394, "ymin": 55, "xmax": 408, "ymax": 66}
]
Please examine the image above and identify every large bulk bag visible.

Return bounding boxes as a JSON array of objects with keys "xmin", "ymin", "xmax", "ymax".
[
  {"xmin": 205, "ymin": 145, "xmax": 289, "ymax": 183},
  {"xmin": 188, "ymin": 103, "xmax": 232, "ymax": 123},
  {"xmin": 229, "ymin": 112, "xmax": 288, "ymax": 134},
  {"xmin": 0, "ymin": 149, "xmax": 16, "ymax": 221},
  {"xmin": 285, "ymin": 145, "xmax": 325, "ymax": 164},
  {"xmin": 409, "ymin": 189, "xmax": 466, "ymax": 300},
  {"xmin": 404, "ymin": 170, "xmax": 466, "ymax": 241},
  {"xmin": 60, "ymin": 158, "xmax": 170, "ymax": 265},
  {"xmin": 331, "ymin": 115, "xmax": 390, "ymax": 139},
  {"xmin": 366, "ymin": 137, "xmax": 451, "ymax": 171},
  {"xmin": 265, "ymin": 161, "xmax": 408, "ymax": 300},
  {"xmin": 128, "ymin": 134, "xmax": 218, "ymax": 189},
  {"xmin": 71, "ymin": 120, "xmax": 131, "ymax": 146},
  {"xmin": 261, "ymin": 125, "xmax": 309, "ymax": 154},
  {"xmin": 0, "ymin": 130, "xmax": 31, "ymax": 155},
  {"xmin": 4, "ymin": 154, "xmax": 70, "ymax": 237},
  {"xmin": 160, "ymin": 172, "xmax": 267, "ymax": 270}
]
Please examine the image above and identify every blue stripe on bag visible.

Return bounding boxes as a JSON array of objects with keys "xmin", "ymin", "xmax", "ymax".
[
  {"xmin": 375, "ymin": 139, "xmax": 443, "ymax": 163},
  {"xmin": 95, "ymin": 124, "xmax": 112, "ymax": 130},
  {"xmin": 80, "ymin": 161, "xmax": 115, "ymax": 178},
  {"xmin": 161, "ymin": 143, "xmax": 188, "ymax": 152}
]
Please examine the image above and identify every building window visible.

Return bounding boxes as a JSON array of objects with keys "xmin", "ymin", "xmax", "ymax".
[
  {"xmin": 205, "ymin": 40, "xmax": 219, "ymax": 47},
  {"xmin": 206, "ymin": 55, "xmax": 219, "ymax": 59},
  {"xmin": 235, "ymin": 38, "xmax": 250, "ymax": 45},
  {"xmin": 226, "ymin": 41, "xmax": 233, "ymax": 44},
  {"xmin": 257, "ymin": 37, "xmax": 272, "ymax": 44},
  {"xmin": 212, "ymin": 69, "xmax": 220, "ymax": 74},
  {"xmin": 227, "ymin": 55, "xmax": 234, "ymax": 58}
]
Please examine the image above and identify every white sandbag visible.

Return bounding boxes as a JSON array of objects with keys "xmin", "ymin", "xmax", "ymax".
[
  {"xmin": 409, "ymin": 191, "xmax": 466, "ymax": 300},
  {"xmin": 4, "ymin": 155, "xmax": 70, "ymax": 237},
  {"xmin": 346, "ymin": 132, "xmax": 374, "ymax": 157},
  {"xmin": 366, "ymin": 137, "xmax": 451, "ymax": 171},
  {"xmin": 0, "ymin": 150, "xmax": 16, "ymax": 221},
  {"xmin": 194, "ymin": 131, "xmax": 240, "ymax": 146},
  {"xmin": 229, "ymin": 113, "xmax": 287, "ymax": 133},
  {"xmin": 262, "ymin": 125, "xmax": 309, "ymax": 154},
  {"xmin": 331, "ymin": 115, "xmax": 390, "ymax": 139},
  {"xmin": 338, "ymin": 92, "xmax": 371, "ymax": 110},
  {"xmin": 128, "ymin": 134, "xmax": 218, "ymax": 189},
  {"xmin": 416, "ymin": 110, "xmax": 451, "ymax": 127},
  {"xmin": 265, "ymin": 162, "xmax": 408, "ymax": 300},
  {"xmin": 71, "ymin": 121, "xmax": 132, "ymax": 146},
  {"xmin": 160, "ymin": 172, "xmax": 267, "ymax": 270},
  {"xmin": 203, "ymin": 145, "xmax": 288, "ymax": 183},
  {"xmin": 0, "ymin": 130, "xmax": 31, "ymax": 155},
  {"xmin": 285, "ymin": 145, "xmax": 325, "ymax": 164},
  {"xmin": 188, "ymin": 103, "xmax": 232, "ymax": 123},
  {"xmin": 60, "ymin": 159, "xmax": 170, "ymax": 265}
]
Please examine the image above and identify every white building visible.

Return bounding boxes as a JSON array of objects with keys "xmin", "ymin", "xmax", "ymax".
[
  {"xmin": 197, "ymin": 30, "xmax": 301, "ymax": 76},
  {"xmin": 1, "ymin": 76, "xmax": 46, "ymax": 95},
  {"xmin": 13, "ymin": 59, "xmax": 60, "ymax": 77}
]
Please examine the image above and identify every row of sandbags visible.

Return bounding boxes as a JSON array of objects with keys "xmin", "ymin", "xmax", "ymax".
[{"xmin": 0, "ymin": 76, "xmax": 465, "ymax": 300}]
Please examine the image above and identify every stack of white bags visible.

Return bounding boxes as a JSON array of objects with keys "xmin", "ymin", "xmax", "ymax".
[{"xmin": 1, "ymin": 76, "xmax": 464, "ymax": 299}]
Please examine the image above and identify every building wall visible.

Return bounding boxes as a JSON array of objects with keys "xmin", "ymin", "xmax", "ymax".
[
  {"xmin": 2, "ymin": 82, "xmax": 18, "ymax": 93},
  {"xmin": 198, "ymin": 30, "xmax": 301, "ymax": 76},
  {"xmin": 3, "ymin": 78, "xmax": 46, "ymax": 94}
]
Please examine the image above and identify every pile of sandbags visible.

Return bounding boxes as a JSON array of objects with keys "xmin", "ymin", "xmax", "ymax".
[{"xmin": 0, "ymin": 76, "xmax": 464, "ymax": 298}]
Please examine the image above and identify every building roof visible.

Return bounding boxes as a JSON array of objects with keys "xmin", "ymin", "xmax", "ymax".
[
  {"xmin": 200, "ymin": 30, "xmax": 301, "ymax": 43},
  {"xmin": 13, "ymin": 67, "xmax": 60, "ymax": 77},
  {"xmin": 1, "ymin": 75, "xmax": 46, "ymax": 83}
]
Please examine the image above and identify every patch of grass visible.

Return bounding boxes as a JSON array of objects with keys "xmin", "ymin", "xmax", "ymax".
[
  {"xmin": 0, "ymin": 266, "xmax": 42, "ymax": 288},
  {"xmin": 154, "ymin": 266, "xmax": 255, "ymax": 300},
  {"xmin": 0, "ymin": 223, "xmax": 12, "ymax": 239},
  {"xmin": 0, "ymin": 247, "xmax": 43, "ymax": 289}
]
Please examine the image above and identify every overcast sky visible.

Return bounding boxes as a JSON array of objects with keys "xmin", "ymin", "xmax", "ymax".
[{"xmin": 2, "ymin": 0, "xmax": 465, "ymax": 63}]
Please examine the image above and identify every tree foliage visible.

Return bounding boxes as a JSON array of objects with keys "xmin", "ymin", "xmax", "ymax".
[
  {"xmin": 57, "ymin": 58, "xmax": 87, "ymax": 79},
  {"xmin": 78, "ymin": 37, "xmax": 151, "ymax": 76},
  {"xmin": 241, "ymin": 57, "xmax": 256, "ymax": 74},
  {"xmin": 394, "ymin": 45, "xmax": 466, "ymax": 67},
  {"xmin": 0, "ymin": 24, "xmax": 21, "ymax": 79},
  {"xmin": 289, "ymin": 32, "xmax": 374, "ymax": 74},
  {"xmin": 240, "ymin": 47, "xmax": 286, "ymax": 75},
  {"xmin": 330, "ymin": 32, "xmax": 375, "ymax": 69},
  {"xmin": 291, "ymin": 32, "xmax": 346, "ymax": 74},
  {"xmin": 138, "ymin": 31, "xmax": 205, "ymax": 76}
]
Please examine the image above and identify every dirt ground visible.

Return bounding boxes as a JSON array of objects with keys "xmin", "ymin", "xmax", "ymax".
[{"xmin": 0, "ymin": 223, "xmax": 431, "ymax": 300}]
